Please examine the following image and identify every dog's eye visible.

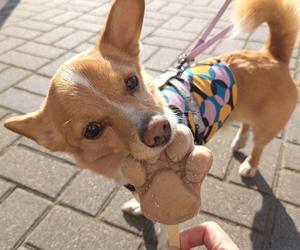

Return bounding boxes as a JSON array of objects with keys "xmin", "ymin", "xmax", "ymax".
[
  {"xmin": 84, "ymin": 122, "xmax": 105, "ymax": 139},
  {"xmin": 125, "ymin": 75, "xmax": 139, "ymax": 93}
]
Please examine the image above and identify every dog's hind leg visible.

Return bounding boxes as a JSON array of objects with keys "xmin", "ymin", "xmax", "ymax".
[{"xmin": 231, "ymin": 123, "xmax": 250, "ymax": 152}]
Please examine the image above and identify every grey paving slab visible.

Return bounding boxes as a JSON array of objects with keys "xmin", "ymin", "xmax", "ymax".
[
  {"xmin": 286, "ymin": 104, "xmax": 300, "ymax": 144},
  {"xmin": 35, "ymin": 26, "xmax": 75, "ymax": 45},
  {"xmin": 17, "ymin": 42, "xmax": 66, "ymax": 59},
  {"xmin": 38, "ymin": 52, "xmax": 76, "ymax": 77},
  {"xmin": 49, "ymin": 11, "xmax": 82, "ymax": 25},
  {"xmin": 212, "ymin": 39, "xmax": 246, "ymax": 55},
  {"xmin": 201, "ymin": 177, "xmax": 272, "ymax": 231},
  {"xmin": 206, "ymin": 126, "xmax": 237, "ymax": 179},
  {"xmin": 0, "ymin": 67, "xmax": 31, "ymax": 92},
  {"xmin": 102, "ymin": 188, "xmax": 154, "ymax": 236},
  {"xmin": 160, "ymin": 3, "xmax": 185, "ymax": 15},
  {"xmin": 0, "ymin": 107, "xmax": 9, "ymax": 119},
  {"xmin": 60, "ymin": 169, "xmax": 115, "ymax": 216},
  {"xmin": 0, "ymin": 88, "xmax": 44, "ymax": 113},
  {"xmin": 229, "ymin": 137, "xmax": 282, "ymax": 194},
  {"xmin": 16, "ymin": 19, "xmax": 56, "ymax": 32},
  {"xmin": 0, "ymin": 189, "xmax": 50, "ymax": 249},
  {"xmin": 18, "ymin": 137, "xmax": 75, "ymax": 164},
  {"xmin": 153, "ymin": 28, "xmax": 199, "ymax": 42},
  {"xmin": 282, "ymin": 142, "xmax": 300, "ymax": 172},
  {"xmin": 269, "ymin": 203, "xmax": 300, "ymax": 250},
  {"xmin": 162, "ymin": 16, "xmax": 191, "ymax": 30},
  {"xmin": 0, "ymin": 114, "xmax": 20, "ymax": 151},
  {"xmin": 0, "ymin": 179, "xmax": 15, "ymax": 200},
  {"xmin": 16, "ymin": 74, "xmax": 50, "ymax": 96},
  {"xmin": 141, "ymin": 44, "xmax": 158, "ymax": 63},
  {"xmin": 144, "ymin": 47, "xmax": 181, "ymax": 71},
  {"xmin": 0, "ymin": 146, "xmax": 77, "ymax": 198},
  {"xmin": 276, "ymin": 170, "xmax": 300, "ymax": 206},
  {"xmin": 0, "ymin": 27, "xmax": 41, "ymax": 40},
  {"xmin": 143, "ymin": 36, "xmax": 190, "ymax": 50},
  {"xmin": 65, "ymin": 19, "xmax": 102, "ymax": 33},
  {"xmin": 0, "ymin": 50, "xmax": 49, "ymax": 71},
  {"xmin": 27, "ymin": 206, "xmax": 141, "ymax": 250},
  {"xmin": 0, "ymin": 37, "xmax": 25, "ymax": 54}
]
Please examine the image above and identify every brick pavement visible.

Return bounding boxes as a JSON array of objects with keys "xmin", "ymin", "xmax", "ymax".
[{"xmin": 0, "ymin": 0, "xmax": 299, "ymax": 249}]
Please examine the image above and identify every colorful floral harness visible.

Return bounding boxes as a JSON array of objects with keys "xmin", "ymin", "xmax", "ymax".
[{"xmin": 156, "ymin": 59, "xmax": 237, "ymax": 145}]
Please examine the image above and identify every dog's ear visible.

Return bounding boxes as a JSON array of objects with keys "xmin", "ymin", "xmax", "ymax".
[
  {"xmin": 4, "ymin": 110, "xmax": 66, "ymax": 152},
  {"xmin": 99, "ymin": 0, "xmax": 145, "ymax": 57}
]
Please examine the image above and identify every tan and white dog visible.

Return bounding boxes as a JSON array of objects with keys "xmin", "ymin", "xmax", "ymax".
[{"xmin": 3, "ymin": 0, "xmax": 300, "ymax": 245}]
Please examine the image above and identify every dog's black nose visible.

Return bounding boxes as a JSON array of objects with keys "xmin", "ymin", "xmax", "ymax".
[{"xmin": 142, "ymin": 115, "xmax": 171, "ymax": 147}]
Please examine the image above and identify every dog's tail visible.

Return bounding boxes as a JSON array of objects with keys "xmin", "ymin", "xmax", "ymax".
[{"xmin": 233, "ymin": 0, "xmax": 300, "ymax": 63}]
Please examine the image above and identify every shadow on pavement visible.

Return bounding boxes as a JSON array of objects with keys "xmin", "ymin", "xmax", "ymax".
[
  {"xmin": 234, "ymin": 152, "xmax": 300, "ymax": 250},
  {"xmin": 0, "ymin": 0, "xmax": 20, "ymax": 28},
  {"xmin": 123, "ymin": 213, "xmax": 158, "ymax": 250}
]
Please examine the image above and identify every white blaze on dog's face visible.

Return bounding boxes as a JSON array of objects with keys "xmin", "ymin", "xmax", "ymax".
[{"xmin": 3, "ymin": 0, "xmax": 177, "ymax": 179}]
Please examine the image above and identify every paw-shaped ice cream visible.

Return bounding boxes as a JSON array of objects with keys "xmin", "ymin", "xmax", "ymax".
[{"xmin": 122, "ymin": 124, "xmax": 213, "ymax": 225}]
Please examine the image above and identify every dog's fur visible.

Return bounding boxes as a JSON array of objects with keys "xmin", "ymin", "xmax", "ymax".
[{"xmin": 4, "ymin": 0, "xmax": 300, "ymax": 179}]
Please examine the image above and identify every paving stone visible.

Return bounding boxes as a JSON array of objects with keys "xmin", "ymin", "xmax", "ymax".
[
  {"xmin": 60, "ymin": 169, "xmax": 115, "ymax": 216},
  {"xmin": 0, "ymin": 114, "xmax": 20, "ymax": 151},
  {"xmin": 17, "ymin": 42, "xmax": 66, "ymax": 59},
  {"xmin": 144, "ymin": 48, "xmax": 182, "ymax": 71},
  {"xmin": 78, "ymin": 14, "xmax": 106, "ymax": 24},
  {"xmin": 65, "ymin": 19, "xmax": 102, "ymax": 33},
  {"xmin": 35, "ymin": 26, "xmax": 75, "ymax": 44},
  {"xmin": 276, "ymin": 170, "xmax": 300, "ymax": 206},
  {"xmin": 286, "ymin": 104, "xmax": 300, "ymax": 144},
  {"xmin": 27, "ymin": 206, "xmax": 141, "ymax": 250},
  {"xmin": 153, "ymin": 28, "xmax": 199, "ymax": 42},
  {"xmin": 182, "ymin": 213, "xmax": 264, "ymax": 250},
  {"xmin": 212, "ymin": 39, "xmax": 246, "ymax": 55},
  {"xmin": 245, "ymin": 41, "xmax": 264, "ymax": 51},
  {"xmin": 141, "ymin": 26, "xmax": 155, "ymax": 40},
  {"xmin": 269, "ymin": 202, "xmax": 300, "ymax": 250},
  {"xmin": 249, "ymin": 27, "xmax": 269, "ymax": 43},
  {"xmin": 182, "ymin": 18, "xmax": 210, "ymax": 33},
  {"xmin": 141, "ymin": 44, "xmax": 158, "ymax": 63},
  {"xmin": 0, "ymin": 67, "xmax": 31, "ymax": 92},
  {"xmin": 0, "ymin": 26, "xmax": 41, "ymax": 40},
  {"xmin": 73, "ymin": 42, "xmax": 94, "ymax": 53},
  {"xmin": 16, "ymin": 19, "xmax": 56, "ymax": 32},
  {"xmin": 0, "ymin": 88, "xmax": 44, "ymax": 113},
  {"xmin": 147, "ymin": 1, "xmax": 167, "ymax": 11},
  {"xmin": 49, "ymin": 11, "xmax": 81, "ymax": 25},
  {"xmin": 54, "ymin": 30, "xmax": 93, "ymax": 49},
  {"xmin": 38, "ymin": 52, "xmax": 76, "ymax": 77},
  {"xmin": 162, "ymin": 16, "xmax": 190, "ymax": 30},
  {"xmin": 0, "ymin": 146, "xmax": 77, "ymax": 198},
  {"xmin": 0, "ymin": 107, "xmax": 9, "ymax": 119},
  {"xmin": 143, "ymin": 36, "xmax": 190, "ymax": 50},
  {"xmin": 0, "ymin": 189, "xmax": 50, "ymax": 249},
  {"xmin": 160, "ymin": 3, "xmax": 185, "ymax": 15},
  {"xmin": 201, "ymin": 177, "xmax": 272, "ymax": 231},
  {"xmin": 0, "ymin": 63, "xmax": 8, "ymax": 72},
  {"xmin": 0, "ymin": 179, "xmax": 15, "ymax": 200},
  {"xmin": 5, "ymin": 9, "xmax": 33, "ymax": 18},
  {"xmin": 282, "ymin": 142, "xmax": 300, "ymax": 172},
  {"xmin": 16, "ymin": 74, "xmax": 50, "ymax": 96},
  {"xmin": 229, "ymin": 137, "xmax": 281, "ymax": 194},
  {"xmin": 16, "ymin": 3, "xmax": 48, "ymax": 13},
  {"xmin": 18, "ymin": 137, "xmax": 75, "ymax": 164},
  {"xmin": 206, "ymin": 126, "xmax": 237, "ymax": 179},
  {"xmin": 102, "ymin": 188, "xmax": 154, "ymax": 236},
  {"xmin": 0, "ymin": 51, "xmax": 49, "ymax": 70},
  {"xmin": 0, "ymin": 37, "xmax": 25, "ymax": 54}
]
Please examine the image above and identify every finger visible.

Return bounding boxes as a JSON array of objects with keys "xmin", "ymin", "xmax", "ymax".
[{"xmin": 180, "ymin": 222, "xmax": 240, "ymax": 250}]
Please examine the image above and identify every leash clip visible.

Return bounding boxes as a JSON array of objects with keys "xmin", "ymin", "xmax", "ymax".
[{"xmin": 176, "ymin": 54, "xmax": 192, "ymax": 73}]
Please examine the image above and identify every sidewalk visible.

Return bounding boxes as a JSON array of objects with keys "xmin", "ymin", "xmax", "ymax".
[{"xmin": 0, "ymin": 0, "xmax": 299, "ymax": 249}]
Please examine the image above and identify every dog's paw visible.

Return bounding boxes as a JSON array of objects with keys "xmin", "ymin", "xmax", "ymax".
[
  {"xmin": 121, "ymin": 198, "xmax": 142, "ymax": 216},
  {"xmin": 231, "ymin": 131, "xmax": 247, "ymax": 152},
  {"xmin": 239, "ymin": 160, "xmax": 257, "ymax": 178}
]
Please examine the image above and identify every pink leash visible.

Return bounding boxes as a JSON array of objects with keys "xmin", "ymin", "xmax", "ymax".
[{"xmin": 177, "ymin": 0, "xmax": 234, "ymax": 69}]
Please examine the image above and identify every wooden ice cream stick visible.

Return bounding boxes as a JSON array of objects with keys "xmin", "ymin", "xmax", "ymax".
[{"xmin": 168, "ymin": 224, "xmax": 180, "ymax": 248}]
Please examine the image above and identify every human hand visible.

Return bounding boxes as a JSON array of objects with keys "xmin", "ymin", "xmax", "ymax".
[{"xmin": 169, "ymin": 221, "xmax": 240, "ymax": 250}]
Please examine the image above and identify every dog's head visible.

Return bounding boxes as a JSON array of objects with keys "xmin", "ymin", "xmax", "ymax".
[{"xmin": 4, "ymin": 0, "xmax": 177, "ymax": 178}]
